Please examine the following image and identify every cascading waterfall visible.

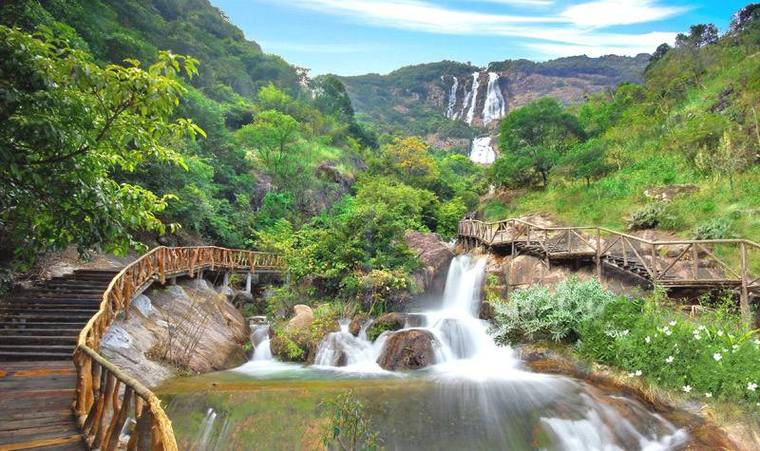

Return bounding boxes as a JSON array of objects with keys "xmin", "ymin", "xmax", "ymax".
[
  {"xmin": 464, "ymin": 72, "xmax": 481, "ymax": 125},
  {"xmin": 469, "ymin": 136, "xmax": 496, "ymax": 165},
  {"xmin": 445, "ymin": 76, "xmax": 459, "ymax": 119},
  {"xmin": 250, "ymin": 323, "xmax": 272, "ymax": 361},
  {"xmin": 305, "ymin": 255, "xmax": 689, "ymax": 449},
  {"xmin": 482, "ymin": 72, "xmax": 506, "ymax": 125}
]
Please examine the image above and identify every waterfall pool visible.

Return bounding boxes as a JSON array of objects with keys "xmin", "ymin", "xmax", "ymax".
[{"xmin": 157, "ymin": 256, "xmax": 693, "ymax": 450}]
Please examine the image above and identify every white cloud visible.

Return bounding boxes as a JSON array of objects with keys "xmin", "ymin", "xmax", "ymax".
[
  {"xmin": 560, "ymin": 0, "xmax": 688, "ymax": 27},
  {"xmin": 474, "ymin": 0, "xmax": 554, "ymax": 6},
  {"xmin": 275, "ymin": 0, "xmax": 685, "ymax": 57}
]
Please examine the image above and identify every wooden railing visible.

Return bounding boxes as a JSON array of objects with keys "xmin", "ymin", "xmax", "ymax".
[
  {"xmin": 73, "ymin": 246, "xmax": 284, "ymax": 450},
  {"xmin": 459, "ymin": 218, "xmax": 759, "ymax": 319}
]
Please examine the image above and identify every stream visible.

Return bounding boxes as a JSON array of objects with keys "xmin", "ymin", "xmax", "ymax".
[{"xmin": 158, "ymin": 255, "xmax": 691, "ymax": 450}]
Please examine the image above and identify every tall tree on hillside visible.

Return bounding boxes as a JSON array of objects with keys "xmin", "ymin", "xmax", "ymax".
[
  {"xmin": 237, "ymin": 110, "xmax": 302, "ymax": 188},
  {"xmin": 676, "ymin": 24, "xmax": 719, "ymax": 48},
  {"xmin": 0, "ymin": 26, "xmax": 204, "ymax": 262},
  {"xmin": 495, "ymin": 98, "xmax": 585, "ymax": 188},
  {"xmin": 730, "ymin": 3, "xmax": 760, "ymax": 34}
]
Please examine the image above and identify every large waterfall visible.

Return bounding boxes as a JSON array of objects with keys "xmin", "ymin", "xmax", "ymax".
[
  {"xmin": 445, "ymin": 76, "xmax": 459, "ymax": 119},
  {"xmin": 482, "ymin": 72, "xmax": 506, "ymax": 125},
  {"xmin": 464, "ymin": 72, "xmax": 480, "ymax": 125}
]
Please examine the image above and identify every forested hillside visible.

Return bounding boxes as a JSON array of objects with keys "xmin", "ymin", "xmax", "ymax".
[
  {"xmin": 339, "ymin": 54, "xmax": 649, "ymax": 147},
  {"xmin": 0, "ymin": 0, "xmax": 485, "ymax": 308},
  {"xmin": 485, "ymin": 8, "xmax": 760, "ymax": 266}
]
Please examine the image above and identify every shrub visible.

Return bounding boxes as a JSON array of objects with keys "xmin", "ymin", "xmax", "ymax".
[
  {"xmin": 692, "ymin": 217, "xmax": 734, "ymax": 240},
  {"xmin": 577, "ymin": 294, "xmax": 760, "ymax": 406},
  {"xmin": 491, "ymin": 277, "xmax": 614, "ymax": 344},
  {"xmin": 627, "ymin": 202, "xmax": 676, "ymax": 230},
  {"xmin": 320, "ymin": 390, "xmax": 381, "ymax": 450}
]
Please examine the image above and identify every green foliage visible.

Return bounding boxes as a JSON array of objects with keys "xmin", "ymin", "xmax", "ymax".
[
  {"xmin": 626, "ymin": 203, "xmax": 677, "ymax": 231},
  {"xmin": 237, "ymin": 109, "xmax": 303, "ymax": 188},
  {"xmin": 492, "ymin": 277, "xmax": 614, "ymax": 344},
  {"xmin": 436, "ymin": 198, "xmax": 468, "ymax": 239},
  {"xmin": 495, "ymin": 98, "xmax": 585, "ymax": 187},
  {"xmin": 320, "ymin": 390, "xmax": 381, "ymax": 451},
  {"xmin": 578, "ymin": 295, "xmax": 760, "ymax": 406},
  {"xmin": 692, "ymin": 217, "xmax": 734, "ymax": 240},
  {"xmin": 557, "ymin": 139, "xmax": 613, "ymax": 186},
  {"xmin": 0, "ymin": 26, "xmax": 203, "ymax": 261}
]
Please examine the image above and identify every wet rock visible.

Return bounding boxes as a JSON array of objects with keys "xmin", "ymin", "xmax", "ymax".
[
  {"xmin": 405, "ymin": 313, "xmax": 426, "ymax": 328},
  {"xmin": 405, "ymin": 230, "xmax": 453, "ymax": 292},
  {"xmin": 348, "ymin": 314, "xmax": 367, "ymax": 337},
  {"xmin": 367, "ymin": 312, "xmax": 406, "ymax": 342},
  {"xmin": 377, "ymin": 329, "xmax": 438, "ymax": 371}
]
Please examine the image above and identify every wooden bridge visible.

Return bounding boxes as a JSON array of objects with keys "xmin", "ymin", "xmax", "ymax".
[
  {"xmin": 458, "ymin": 218, "xmax": 759, "ymax": 318},
  {"xmin": 0, "ymin": 246, "xmax": 283, "ymax": 450}
]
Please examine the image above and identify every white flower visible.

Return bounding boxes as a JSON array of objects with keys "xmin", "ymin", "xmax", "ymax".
[
  {"xmin": 645, "ymin": 336, "xmax": 651, "ymax": 344},
  {"xmin": 705, "ymin": 392, "xmax": 713, "ymax": 398},
  {"xmin": 665, "ymin": 329, "xmax": 672, "ymax": 336},
  {"xmin": 669, "ymin": 320, "xmax": 677, "ymax": 327},
  {"xmin": 732, "ymin": 344, "xmax": 739, "ymax": 352},
  {"xmin": 622, "ymin": 329, "xmax": 630, "ymax": 336},
  {"xmin": 635, "ymin": 370, "xmax": 642, "ymax": 377},
  {"xmin": 683, "ymin": 385, "xmax": 692, "ymax": 393},
  {"xmin": 693, "ymin": 334, "xmax": 701, "ymax": 340},
  {"xmin": 698, "ymin": 325, "xmax": 706, "ymax": 331},
  {"xmin": 753, "ymin": 338, "xmax": 760, "ymax": 346},
  {"xmin": 717, "ymin": 330, "xmax": 724, "ymax": 337},
  {"xmin": 628, "ymin": 372, "xmax": 635, "ymax": 377},
  {"xmin": 713, "ymin": 353, "xmax": 722, "ymax": 361},
  {"xmin": 748, "ymin": 382, "xmax": 758, "ymax": 392},
  {"xmin": 666, "ymin": 356, "xmax": 674, "ymax": 364}
]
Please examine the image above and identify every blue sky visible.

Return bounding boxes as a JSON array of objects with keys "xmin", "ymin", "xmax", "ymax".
[{"xmin": 210, "ymin": 1, "xmax": 749, "ymax": 76}]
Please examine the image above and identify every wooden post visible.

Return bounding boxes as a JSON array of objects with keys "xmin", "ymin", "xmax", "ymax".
[
  {"xmin": 595, "ymin": 228, "xmax": 601, "ymax": 279},
  {"xmin": 740, "ymin": 242, "xmax": 750, "ymax": 324},
  {"xmin": 651, "ymin": 243, "xmax": 658, "ymax": 280}
]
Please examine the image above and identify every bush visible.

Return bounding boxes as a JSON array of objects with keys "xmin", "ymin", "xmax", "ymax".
[
  {"xmin": 491, "ymin": 277, "xmax": 614, "ymax": 344},
  {"xmin": 626, "ymin": 202, "xmax": 676, "ymax": 230},
  {"xmin": 577, "ymin": 294, "xmax": 760, "ymax": 406},
  {"xmin": 692, "ymin": 217, "xmax": 734, "ymax": 240}
]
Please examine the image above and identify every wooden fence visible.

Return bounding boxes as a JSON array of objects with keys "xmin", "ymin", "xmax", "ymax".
[
  {"xmin": 459, "ymin": 218, "xmax": 759, "ymax": 319},
  {"xmin": 73, "ymin": 246, "xmax": 284, "ymax": 450}
]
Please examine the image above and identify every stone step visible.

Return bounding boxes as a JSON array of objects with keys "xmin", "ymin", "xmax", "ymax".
[{"xmin": 0, "ymin": 336, "xmax": 77, "ymax": 345}]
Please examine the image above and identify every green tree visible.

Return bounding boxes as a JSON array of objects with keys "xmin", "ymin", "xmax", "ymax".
[
  {"xmin": 237, "ymin": 110, "xmax": 302, "ymax": 188},
  {"xmin": 436, "ymin": 197, "xmax": 468, "ymax": 239},
  {"xmin": 321, "ymin": 391, "xmax": 381, "ymax": 451},
  {"xmin": 497, "ymin": 98, "xmax": 584, "ymax": 187},
  {"xmin": 0, "ymin": 26, "xmax": 203, "ymax": 262},
  {"xmin": 558, "ymin": 139, "xmax": 613, "ymax": 187}
]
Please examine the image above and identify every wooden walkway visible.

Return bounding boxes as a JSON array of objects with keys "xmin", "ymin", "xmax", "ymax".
[
  {"xmin": 0, "ymin": 269, "xmax": 118, "ymax": 450},
  {"xmin": 459, "ymin": 218, "xmax": 759, "ymax": 317}
]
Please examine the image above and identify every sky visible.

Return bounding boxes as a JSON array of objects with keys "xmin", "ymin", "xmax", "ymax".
[{"xmin": 210, "ymin": 1, "xmax": 749, "ymax": 76}]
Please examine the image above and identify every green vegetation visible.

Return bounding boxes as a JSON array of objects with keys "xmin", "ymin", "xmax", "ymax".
[
  {"xmin": 493, "ymin": 283, "xmax": 760, "ymax": 409},
  {"xmin": 320, "ymin": 390, "xmax": 381, "ymax": 451},
  {"xmin": 486, "ymin": 6, "xmax": 760, "ymax": 267},
  {"xmin": 492, "ymin": 277, "xmax": 614, "ymax": 343}
]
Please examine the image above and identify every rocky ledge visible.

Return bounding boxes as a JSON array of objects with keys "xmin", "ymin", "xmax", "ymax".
[{"xmin": 101, "ymin": 278, "xmax": 249, "ymax": 388}]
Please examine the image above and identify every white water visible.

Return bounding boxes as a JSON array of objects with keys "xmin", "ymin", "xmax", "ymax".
[
  {"xmin": 445, "ymin": 76, "xmax": 459, "ymax": 119},
  {"xmin": 482, "ymin": 72, "xmax": 506, "ymax": 125},
  {"xmin": 250, "ymin": 324, "xmax": 272, "ymax": 361},
  {"xmin": 303, "ymin": 255, "xmax": 688, "ymax": 450},
  {"xmin": 464, "ymin": 72, "xmax": 481, "ymax": 125},
  {"xmin": 469, "ymin": 136, "xmax": 496, "ymax": 165}
]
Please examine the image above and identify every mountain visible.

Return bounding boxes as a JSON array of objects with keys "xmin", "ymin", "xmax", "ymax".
[{"xmin": 339, "ymin": 55, "xmax": 650, "ymax": 148}]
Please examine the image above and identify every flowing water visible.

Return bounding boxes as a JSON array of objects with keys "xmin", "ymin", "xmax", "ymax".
[
  {"xmin": 482, "ymin": 72, "xmax": 506, "ymax": 125},
  {"xmin": 465, "ymin": 72, "xmax": 481, "ymax": 125},
  {"xmin": 470, "ymin": 136, "xmax": 496, "ymax": 165},
  {"xmin": 159, "ymin": 255, "xmax": 691, "ymax": 450},
  {"xmin": 445, "ymin": 75, "xmax": 459, "ymax": 119}
]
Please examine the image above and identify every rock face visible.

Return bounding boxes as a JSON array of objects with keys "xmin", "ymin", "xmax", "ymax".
[
  {"xmin": 405, "ymin": 230, "xmax": 454, "ymax": 292},
  {"xmin": 377, "ymin": 329, "xmax": 438, "ymax": 371},
  {"xmin": 270, "ymin": 304, "xmax": 340, "ymax": 363},
  {"xmin": 101, "ymin": 279, "xmax": 249, "ymax": 388}
]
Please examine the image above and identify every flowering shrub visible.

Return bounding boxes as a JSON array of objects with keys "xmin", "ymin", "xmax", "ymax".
[
  {"xmin": 492, "ymin": 277, "xmax": 614, "ymax": 344},
  {"xmin": 577, "ymin": 294, "xmax": 760, "ymax": 406}
]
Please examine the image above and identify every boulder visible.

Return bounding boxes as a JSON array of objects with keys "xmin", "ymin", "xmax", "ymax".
[
  {"xmin": 315, "ymin": 161, "xmax": 354, "ymax": 188},
  {"xmin": 644, "ymin": 184, "xmax": 698, "ymax": 202},
  {"xmin": 405, "ymin": 230, "xmax": 453, "ymax": 291},
  {"xmin": 288, "ymin": 305, "xmax": 314, "ymax": 331},
  {"xmin": 348, "ymin": 314, "xmax": 367, "ymax": 337},
  {"xmin": 101, "ymin": 280, "xmax": 250, "ymax": 388},
  {"xmin": 366, "ymin": 312, "xmax": 406, "ymax": 341},
  {"xmin": 377, "ymin": 329, "xmax": 438, "ymax": 371}
]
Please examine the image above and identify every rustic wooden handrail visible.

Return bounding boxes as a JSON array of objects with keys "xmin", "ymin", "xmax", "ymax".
[
  {"xmin": 459, "ymin": 218, "xmax": 759, "ymax": 320},
  {"xmin": 73, "ymin": 246, "xmax": 284, "ymax": 450}
]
